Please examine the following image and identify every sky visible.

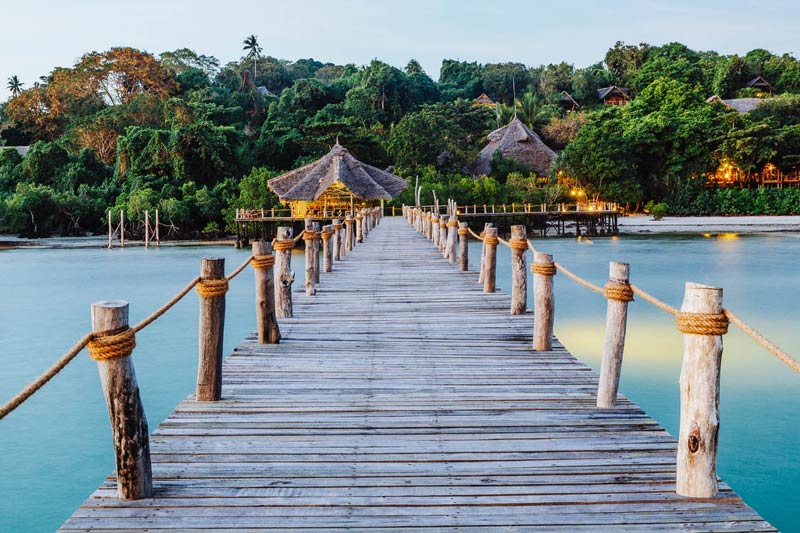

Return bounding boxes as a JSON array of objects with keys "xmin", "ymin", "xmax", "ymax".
[{"xmin": 1, "ymin": 0, "xmax": 799, "ymax": 102}]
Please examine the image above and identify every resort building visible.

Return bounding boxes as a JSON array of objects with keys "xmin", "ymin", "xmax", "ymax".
[
  {"xmin": 598, "ymin": 86, "xmax": 631, "ymax": 106},
  {"xmin": 746, "ymin": 76, "xmax": 774, "ymax": 96},
  {"xmin": 559, "ymin": 91, "xmax": 580, "ymax": 112},
  {"xmin": 473, "ymin": 117, "xmax": 555, "ymax": 177},
  {"xmin": 707, "ymin": 161, "xmax": 800, "ymax": 188},
  {"xmin": 267, "ymin": 143, "xmax": 408, "ymax": 218},
  {"xmin": 705, "ymin": 95, "xmax": 762, "ymax": 113},
  {"xmin": 0, "ymin": 146, "xmax": 30, "ymax": 157},
  {"xmin": 472, "ymin": 93, "xmax": 495, "ymax": 108}
]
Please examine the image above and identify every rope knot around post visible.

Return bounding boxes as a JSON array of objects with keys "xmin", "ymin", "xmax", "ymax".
[
  {"xmin": 483, "ymin": 235, "xmax": 499, "ymax": 246},
  {"xmin": 532, "ymin": 262, "xmax": 557, "ymax": 276},
  {"xmin": 431, "ymin": 217, "xmax": 439, "ymax": 223},
  {"xmin": 302, "ymin": 229, "xmax": 316, "ymax": 241},
  {"xmin": 333, "ymin": 223, "xmax": 343, "ymax": 231},
  {"xmin": 320, "ymin": 228, "xmax": 333, "ymax": 240},
  {"xmin": 603, "ymin": 280, "xmax": 634, "ymax": 302},
  {"xmin": 457, "ymin": 227, "xmax": 469, "ymax": 236},
  {"xmin": 273, "ymin": 239, "xmax": 295, "ymax": 252},
  {"xmin": 508, "ymin": 238, "xmax": 528, "ymax": 251},
  {"xmin": 447, "ymin": 219, "xmax": 459, "ymax": 228},
  {"xmin": 87, "ymin": 327, "xmax": 136, "ymax": 361},
  {"xmin": 675, "ymin": 312, "xmax": 729, "ymax": 336},
  {"xmin": 195, "ymin": 278, "xmax": 229, "ymax": 298},
  {"xmin": 251, "ymin": 254, "xmax": 275, "ymax": 269}
]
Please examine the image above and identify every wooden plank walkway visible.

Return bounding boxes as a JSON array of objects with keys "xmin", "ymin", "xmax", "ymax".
[{"xmin": 61, "ymin": 217, "xmax": 774, "ymax": 531}]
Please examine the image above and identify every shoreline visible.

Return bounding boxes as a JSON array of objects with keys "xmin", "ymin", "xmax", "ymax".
[
  {"xmin": 3, "ymin": 215, "xmax": 800, "ymax": 250},
  {"xmin": 0, "ymin": 236, "xmax": 236, "ymax": 250},
  {"xmin": 618, "ymin": 214, "xmax": 800, "ymax": 234}
]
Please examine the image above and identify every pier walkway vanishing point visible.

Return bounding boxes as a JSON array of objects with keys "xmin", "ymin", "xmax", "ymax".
[{"xmin": 60, "ymin": 216, "xmax": 773, "ymax": 531}]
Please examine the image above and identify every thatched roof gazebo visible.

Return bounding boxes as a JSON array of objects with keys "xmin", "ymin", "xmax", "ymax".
[
  {"xmin": 267, "ymin": 143, "xmax": 408, "ymax": 218},
  {"xmin": 473, "ymin": 117, "xmax": 555, "ymax": 177}
]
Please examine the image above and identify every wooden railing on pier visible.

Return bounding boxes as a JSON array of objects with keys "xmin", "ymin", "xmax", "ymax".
[{"xmin": 0, "ymin": 205, "xmax": 785, "ymax": 530}]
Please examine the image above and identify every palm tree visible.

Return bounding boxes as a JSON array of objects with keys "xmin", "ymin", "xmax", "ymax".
[
  {"xmin": 7, "ymin": 75, "xmax": 24, "ymax": 96},
  {"xmin": 514, "ymin": 92, "xmax": 549, "ymax": 131},
  {"xmin": 242, "ymin": 35, "xmax": 262, "ymax": 81}
]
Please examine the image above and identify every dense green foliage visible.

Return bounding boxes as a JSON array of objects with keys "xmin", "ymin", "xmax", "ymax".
[{"xmin": 2, "ymin": 41, "xmax": 800, "ymax": 236}]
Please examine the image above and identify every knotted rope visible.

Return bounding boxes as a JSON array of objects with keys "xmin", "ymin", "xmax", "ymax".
[
  {"xmin": 251, "ymin": 254, "xmax": 275, "ymax": 269},
  {"xmin": 273, "ymin": 239, "xmax": 295, "ymax": 251},
  {"xmin": 320, "ymin": 228, "xmax": 333, "ymax": 240},
  {"xmin": 302, "ymin": 229, "xmax": 316, "ymax": 241},
  {"xmin": 431, "ymin": 217, "xmax": 439, "ymax": 223},
  {"xmin": 87, "ymin": 327, "xmax": 136, "ymax": 361},
  {"xmin": 483, "ymin": 235, "xmax": 499, "ymax": 246},
  {"xmin": 467, "ymin": 227, "xmax": 484, "ymax": 241},
  {"xmin": 196, "ymin": 278, "xmax": 229, "ymax": 298},
  {"xmin": 532, "ymin": 262, "xmax": 557, "ymax": 276},
  {"xmin": 603, "ymin": 280, "xmax": 634, "ymax": 302},
  {"xmin": 457, "ymin": 228, "xmax": 469, "ymax": 236},
  {"xmin": 333, "ymin": 223, "xmax": 343, "ymax": 231},
  {"xmin": 447, "ymin": 219, "xmax": 459, "ymax": 227},
  {"xmin": 676, "ymin": 312, "xmax": 729, "ymax": 336},
  {"xmin": 507, "ymin": 238, "xmax": 529, "ymax": 251},
  {"xmin": 439, "ymin": 222, "xmax": 447, "ymax": 229}
]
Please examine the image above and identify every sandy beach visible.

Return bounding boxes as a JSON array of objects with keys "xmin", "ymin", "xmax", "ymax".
[{"xmin": 618, "ymin": 215, "xmax": 800, "ymax": 234}]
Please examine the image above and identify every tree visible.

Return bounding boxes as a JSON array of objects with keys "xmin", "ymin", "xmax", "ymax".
[
  {"xmin": 7, "ymin": 76, "xmax": 24, "ymax": 96},
  {"xmin": 243, "ymin": 35, "xmax": 262, "ymax": 81}
]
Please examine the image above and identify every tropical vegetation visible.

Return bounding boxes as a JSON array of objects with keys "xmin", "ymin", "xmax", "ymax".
[{"xmin": 2, "ymin": 40, "xmax": 800, "ymax": 236}]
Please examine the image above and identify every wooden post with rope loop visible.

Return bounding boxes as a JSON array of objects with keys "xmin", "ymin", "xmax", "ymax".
[
  {"xmin": 509, "ymin": 225, "xmax": 528, "ymax": 315},
  {"xmin": 478, "ymin": 223, "xmax": 492, "ymax": 285},
  {"xmin": 252, "ymin": 241, "xmax": 281, "ymax": 344},
  {"xmin": 597, "ymin": 262, "xmax": 632, "ymax": 407},
  {"xmin": 322, "ymin": 224, "xmax": 334, "ymax": 273},
  {"xmin": 482, "ymin": 227, "xmax": 498, "ymax": 293},
  {"xmin": 90, "ymin": 300, "xmax": 153, "ymax": 500},
  {"xmin": 457, "ymin": 222, "xmax": 469, "ymax": 272},
  {"xmin": 304, "ymin": 219, "xmax": 316, "ymax": 296},
  {"xmin": 345, "ymin": 215, "xmax": 354, "ymax": 252},
  {"xmin": 676, "ymin": 282, "xmax": 725, "ymax": 498},
  {"xmin": 332, "ymin": 219, "xmax": 343, "ymax": 262},
  {"xmin": 196, "ymin": 258, "xmax": 226, "ymax": 401},
  {"xmin": 532, "ymin": 252, "xmax": 555, "ymax": 351},
  {"xmin": 274, "ymin": 227, "xmax": 295, "ymax": 318},
  {"xmin": 312, "ymin": 221, "xmax": 321, "ymax": 283},
  {"xmin": 446, "ymin": 215, "xmax": 458, "ymax": 264},
  {"xmin": 439, "ymin": 216, "xmax": 448, "ymax": 255}
]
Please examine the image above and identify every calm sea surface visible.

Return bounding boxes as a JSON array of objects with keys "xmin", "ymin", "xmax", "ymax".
[{"xmin": 0, "ymin": 232, "xmax": 798, "ymax": 531}]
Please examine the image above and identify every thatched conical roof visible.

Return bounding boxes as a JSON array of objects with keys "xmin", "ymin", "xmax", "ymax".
[
  {"xmin": 268, "ymin": 143, "xmax": 408, "ymax": 201},
  {"xmin": 473, "ymin": 118, "xmax": 555, "ymax": 177}
]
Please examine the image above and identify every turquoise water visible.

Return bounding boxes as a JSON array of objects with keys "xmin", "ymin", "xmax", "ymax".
[{"xmin": 0, "ymin": 233, "xmax": 798, "ymax": 531}]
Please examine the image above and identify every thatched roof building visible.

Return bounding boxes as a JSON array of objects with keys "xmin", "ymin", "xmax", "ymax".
[
  {"xmin": 268, "ymin": 143, "xmax": 408, "ymax": 217},
  {"xmin": 598, "ymin": 86, "xmax": 630, "ymax": 106},
  {"xmin": 559, "ymin": 91, "xmax": 580, "ymax": 112},
  {"xmin": 706, "ymin": 95, "xmax": 762, "ymax": 113},
  {"xmin": 473, "ymin": 118, "xmax": 555, "ymax": 177},
  {"xmin": 746, "ymin": 76, "xmax": 773, "ymax": 95},
  {"xmin": 473, "ymin": 93, "xmax": 495, "ymax": 108}
]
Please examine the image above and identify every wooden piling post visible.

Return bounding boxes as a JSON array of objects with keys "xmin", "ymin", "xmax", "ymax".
[
  {"xmin": 322, "ymin": 224, "xmax": 333, "ymax": 272},
  {"xmin": 312, "ymin": 221, "xmax": 321, "ymax": 283},
  {"xmin": 483, "ymin": 227, "xmax": 498, "ymax": 293},
  {"xmin": 332, "ymin": 219, "xmax": 343, "ymax": 261},
  {"xmin": 676, "ymin": 282, "xmax": 725, "ymax": 498},
  {"xmin": 356, "ymin": 212, "xmax": 364, "ymax": 243},
  {"xmin": 274, "ymin": 227, "xmax": 295, "ymax": 318},
  {"xmin": 107, "ymin": 210, "xmax": 113, "ymax": 249},
  {"xmin": 120, "ymin": 209, "xmax": 125, "ymax": 247},
  {"xmin": 439, "ymin": 216, "xmax": 448, "ymax": 254},
  {"xmin": 478, "ymin": 223, "xmax": 492, "ymax": 284},
  {"xmin": 304, "ymin": 218, "xmax": 316, "ymax": 296},
  {"xmin": 345, "ymin": 215, "xmax": 354, "ymax": 252},
  {"xmin": 196, "ymin": 258, "xmax": 226, "ymax": 401},
  {"xmin": 431, "ymin": 214, "xmax": 440, "ymax": 247},
  {"xmin": 532, "ymin": 252, "xmax": 555, "ymax": 351},
  {"xmin": 90, "ymin": 301, "xmax": 153, "ymax": 500},
  {"xmin": 154, "ymin": 209, "xmax": 160, "ymax": 246},
  {"xmin": 597, "ymin": 262, "xmax": 632, "ymax": 407},
  {"xmin": 446, "ymin": 216, "xmax": 458, "ymax": 264},
  {"xmin": 457, "ymin": 222, "xmax": 469, "ymax": 272},
  {"xmin": 509, "ymin": 225, "xmax": 527, "ymax": 314},
  {"xmin": 252, "ymin": 241, "xmax": 281, "ymax": 344},
  {"xmin": 144, "ymin": 210, "xmax": 150, "ymax": 249}
]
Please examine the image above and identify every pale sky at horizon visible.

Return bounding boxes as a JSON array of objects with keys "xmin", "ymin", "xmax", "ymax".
[{"xmin": 1, "ymin": 0, "xmax": 798, "ymax": 102}]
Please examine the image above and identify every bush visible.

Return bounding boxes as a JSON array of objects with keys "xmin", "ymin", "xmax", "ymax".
[{"xmin": 645, "ymin": 200, "xmax": 669, "ymax": 220}]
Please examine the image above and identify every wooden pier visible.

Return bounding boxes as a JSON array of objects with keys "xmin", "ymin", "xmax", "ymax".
[{"xmin": 60, "ymin": 216, "xmax": 772, "ymax": 531}]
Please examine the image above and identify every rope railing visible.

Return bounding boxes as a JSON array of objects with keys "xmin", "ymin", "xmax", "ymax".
[{"xmin": 0, "ymin": 255, "xmax": 254, "ymax": 421}]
